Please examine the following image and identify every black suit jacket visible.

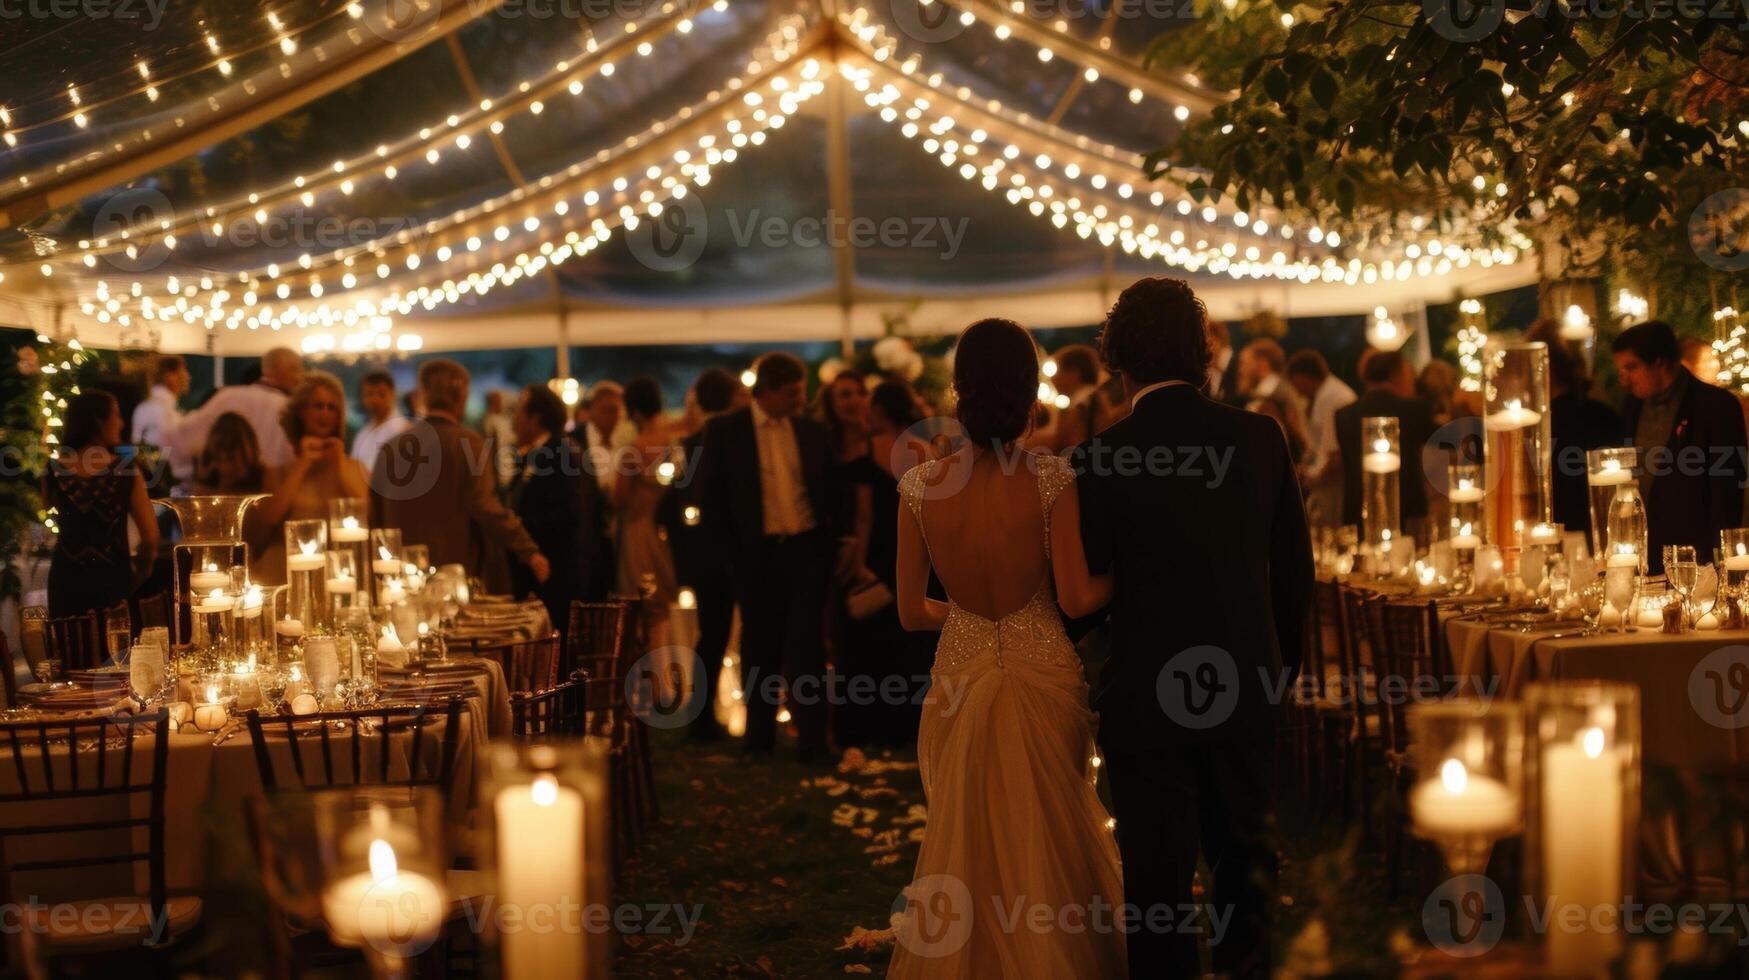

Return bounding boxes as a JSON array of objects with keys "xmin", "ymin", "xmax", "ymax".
[
  {"xmin": 1076, "ymin": 384, "xmax": 1315, "ymax": 746},
  {"xmin": 1335, "ymin": 388, "xmax": 1436, "ymax": 526},
  {"xmin": 1620, "ymin": 368, "xmax": 1748, "ymax": 572},
  {"xmin": 698, "ymin": 406, "xmax": 835, "ymax": 568},
  {"xmin": 663, "ymin": 426, "xmax": 726, "ymax": 586},
  {"xmin": 507, "ymin": 433, "xmax": 604, "ymax": 603}
]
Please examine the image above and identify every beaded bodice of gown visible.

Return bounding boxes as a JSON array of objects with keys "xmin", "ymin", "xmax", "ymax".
[{"xmin": 898, "ymin": 452, "xmax": 1081, "ymax": 672}]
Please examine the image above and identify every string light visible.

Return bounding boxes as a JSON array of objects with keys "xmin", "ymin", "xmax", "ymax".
[{"xmin": 1455, "ymin": 299, "xmax": 1487, "ymax": 391}]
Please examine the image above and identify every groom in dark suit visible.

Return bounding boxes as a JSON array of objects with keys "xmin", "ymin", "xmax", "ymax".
[
  {"xmin": 698, "ymin": 352, "xmax": 836, "ymax": 761},
  {"xmin": 1074, "ymin": 277, "xmax": 1315, "ymax": 979}
]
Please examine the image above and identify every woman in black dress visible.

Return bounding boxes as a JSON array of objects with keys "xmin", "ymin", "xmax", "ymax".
[
  {"xmin": 837, "ymin": 380, "xmax": 938, "ymax": 747},
  {"xmin": 44, "ymin": 391, "xmax": 160, "ymax": 618}
]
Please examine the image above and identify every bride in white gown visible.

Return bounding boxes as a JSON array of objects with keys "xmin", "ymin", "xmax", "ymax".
[{"xmin": 886, "ymin": 318, "xmax": 1126, "ymax": 979}]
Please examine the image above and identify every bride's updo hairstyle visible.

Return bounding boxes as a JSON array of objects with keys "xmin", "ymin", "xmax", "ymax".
[{"xmin": 953, "ymin": 317, "xmax": 1040, "ymax": 448}]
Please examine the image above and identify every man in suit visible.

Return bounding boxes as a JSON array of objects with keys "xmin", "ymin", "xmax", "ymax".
[
  {"xmin": 507, "ymin": 383, "xmax": 604, "ymax": 643},
  {"xmin": 664, "ymin": 367, "xmax": 744, "ymax": 741},
  {"xmin": 1335, "ymin": 349, "xmax": 1436, "ymax": 544},
  {"xmin": 372, "ymin": 359, "xmax": 549, "ymax": 594},
  {"xmin": 1615, "ymin": 320, "xmax": 1748, "ymax": 573},
  {"xmin": 1076, "ymin": 277, "xmax": 1314, "ymax": 980},
  {"xmin": 699, "ymin": 352, "xmax": 835, "ymax": 761}
]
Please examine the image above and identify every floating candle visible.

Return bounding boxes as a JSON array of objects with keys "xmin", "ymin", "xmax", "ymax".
[
  {"xmin": 331, "ymin": 517, "xmax": 369, "ymax": 543},
  {"xmin": 1410, "ymin": 759, "xmax": 1518, "ymax": 837},
  {"xmin": 193, "ymin": 684, "xmax": 227, "ymax": 732},
  {"xmin": 1484, "ymin": 398, "xmax": 1543, "ymax": 431}
]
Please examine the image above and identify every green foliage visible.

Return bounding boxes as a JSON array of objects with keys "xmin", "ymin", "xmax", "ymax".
[
  {"xmin": 1149, "ymin": 0, "xmax": 1748, "ymax": 297},
  {"xmin": 0, "ymin": 335, "xmax": 101, "ymax": 604}
]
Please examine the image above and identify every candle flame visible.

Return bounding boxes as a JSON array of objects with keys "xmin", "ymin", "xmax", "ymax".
[
  {"xmin": 207, "ymin": 588, "xmax": 224, "ymax": 602},
  {"xmin": 1457, "ymin": 479, "xmax": 1472, "ymax": 491},
  {"xmin": 532, "ymin": 774, "xmax": 559, "ymax": 807},
  {"xmin": 342, "ymin": 516, "xmax": 360, "ymax": 531},
  {"xmin": 368, "ymin": 838, "xmax": 398, "ymax": 884},
  {"xmin": 1602, "ymin": 459, "xmax": 1621, "ymax": 473},
  {"xmin": 1581, "ymin": 726, "xmax": 1606, "ymax": 759},
  {"xmin": 1506, "ymin": 398, "xmax": 1523, "ymax": 413},
  {"xmin": 1439, "ymin": 758, "xmax": 1468, "ymax": 794},
  {"xmin": 378, "ymin": 545, "xmax": 394, "ymax": 561},
  {"xmin": 300, "ymin": 540, "xmax": 319, "ymax": 556},
  {"xmin": 289, "ymin": 665, "xmax": 302, "ymax": 681},
  {"xmin": 1460, "ymin": 522, "xmax": 1473, "ymax": 536},
  {"xmin": 1371, "ymin": 437, "xmax": 1390, "ymax": 454},
  {"xmin": 243, "ymin": 586, "xmax": 263, "ymax": 608},
  {"xmin": 204, "ymin": 683, "xmax": 219, "ymax": 703}
]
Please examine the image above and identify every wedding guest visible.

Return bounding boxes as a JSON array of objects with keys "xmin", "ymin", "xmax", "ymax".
[
  {"xmin": 45, "ymin": 392, "xmax": 159, "ymax": 619},
  {"xmin": 163, "ymin": 347, "xmax": 302, "ymax": 480},
  {"xmin": 1204, "ymin": 319, "xmax": 1240, "ymax": 401},
  {"xmin": 1286, "ymin": 350, "xmax": 1355, "ymax": 528},
  {"xmin": 1614, "ymin": 321, "xmax": 1748, "ymax": 573},
  {"xmin": 1416, "ymin": 359, "xmax": 1460, "ymax": 426},
  {"xmin": 350, "ymin": 370, "xmax": 410, "ymax": 468},
  {"xmin": 193, "ymin": 412, "xmax": 266, "ymax": 494},
  {"xmin": 1079, "ymin": 276, "xmax": 1313, "ymax": 980},
  {"xmin": 508, "ymin": 383, "xmax": 603, "ymax": 638},
  {"xmin": 1546, "ymin": 341, "xmax": 1622, "ymax": 540},
  {"xmin": 480, "ymin": 389, "xmax": 518, "ymax": 488},
  {"xmin": 581, "ymin": 380, "xmax": 625, "ymax": 497},
  {"xmin": 816, "ymin": 370, "xmax": 872, "ymax": 544},
  {"xmin": 1046, "ymin": 344, "xmax": 1104, "ymax": 451},
  {"xmin": 615, "ymin": 376, "xmax": 680, "ymax": 652},
  {"xmin": 1336, "ymin": 350, "xmax": 1435, "ymax": 544},
  {"xmin": 699, "ymin": 352, "xmax": 835, "ymax": 762},
  {"xmin": 1238, "ymin": 338, "xmax": 1309, "ymax": 463},
  {"xmin": 373, "ymin": 359, "xmax": 550, "ymax": 594},
  {"xmin": 665, "ymin": 368, "xmax": 741, "ymax": 739},
  {"xmin": 130, "ymin": 354, "xmax": 190, "ymax": 448},
  {"xmin": 246, "ymin": 371, "xmax": 370, "ymax": 586},
  {"xmin": 835, "ymin": 380, "xmax": 936, "ymax": 747},
  {"xmin": 1681, "ymin": 335, "xmax": 1722, "ymax": 385}
]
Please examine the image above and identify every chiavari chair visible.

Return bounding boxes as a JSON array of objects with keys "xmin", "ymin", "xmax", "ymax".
[
  {"xmin": 509, "ymin": 671, "xmax": 589, "ymax": 738},
  {"xmin": 243, "ymin": 698, "xmax": 467, "ymax": 817},
  {"xmin": 464, "ymin": 632, "xmax": 560, "ymax": 694},
  {"xmin": 0, "ymin": 710, "xmax": 200, "ymax": 970},
  {"xmin": 43, "ymin": 610, "xmax": 106, "ymax": 672}
]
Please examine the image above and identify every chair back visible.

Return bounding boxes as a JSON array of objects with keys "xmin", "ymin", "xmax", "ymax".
[
  {"xmin": 243, "ymin": 699, "xmax": 466, "ymax": 810},
  {"xmin": 567, "ymin": 601, "xmax": 629, "ymax": 682},
  {"xmin": 0, "ymin": 633, "xmax": 16, "ymax": 710},
  {"xmin": 0, "ymin": 711, "xmax": 172, "ymax": 925},
  {"xmin": 1376, "ymin": 598, "xmax": 1447, "ymax": 753},
  {"xmin": 467, "ymin": 633, "xmax": 560, "ymax": 693},
  {"xmin": 44, "ymin": 612, "xmax": 105, "ymax": 671},
  {"xmin": 510, "ymin": 672, "xmax": 588, "ymax": 737}
]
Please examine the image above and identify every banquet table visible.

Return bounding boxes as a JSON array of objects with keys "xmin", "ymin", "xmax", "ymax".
[
  {"xmin": 1442, "ymin": 615, "xmax": 1749, "ymax": 767},
  {"xmin": 0, "ymin": 654, "xmax": 513, "ymax": 903}
]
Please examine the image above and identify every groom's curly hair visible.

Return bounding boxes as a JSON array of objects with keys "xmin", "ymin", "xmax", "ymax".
[{"xmin": 1099, "ymin": 277, "xmax": 1211, "ymax": 387}]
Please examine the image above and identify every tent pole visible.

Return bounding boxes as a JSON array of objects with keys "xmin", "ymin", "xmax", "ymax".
[
  {"xmin": 556, "ymin": 305, "xmax": 571, "ymax": 381},
  {"xmin": 825, "ymin": 45, "xmax": 857, "ymax": 359}
]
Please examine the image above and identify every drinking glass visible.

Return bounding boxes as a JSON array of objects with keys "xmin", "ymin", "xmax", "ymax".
[
  {"xmin": 129, "ymin": 645, "xmax": 167, "ymax": 703},
  {"xmin": 1664, "ymin": 545, "xmax": 1698, "ymax": 626},
  {"xmin": 260, "ymin": 668, "xmax": 290, "ymax": 713},
  {"xmin": 104, "ymin": 606, "xmax": 132, "ymax": 664},
  {"xmin": 1547, "ymin": 559, "xmax": 1571, "ymax": 616}
]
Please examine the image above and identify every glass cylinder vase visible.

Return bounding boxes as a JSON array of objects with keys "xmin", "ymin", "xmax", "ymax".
[
  {"xmin": 1407, "ymin": 701, "xmax": 1525, "ymax": 877},
  {"xmin": 369, "ymin": 528, "xmax": 403, "ymax": 607},
  {"xmin": 1482, "ymin": 342, "xmax": 1552, "ymax": 576},
  {"xmin": 161, "ymin": 494, "xmax": 267, "ymax": 649},
  {"xmin": 285, "ymin": 519, "xmax": 328, "ymax": 633},
  {"xmin": 325, "ymin": 550, "xmax": 360, "ymax": 623},
  {"xmin": 480, "ymin": 741, "xmax": 612, "ymax": 980},
  {"xmin": 1360, "ymin": 416, "xmax": 1402, "ymax": 579},
  {"xmin": 329, "ymin": 498, "xmax": 372, "ymax": 610},
  {"xmin": 1523, "ymin": 681, "xmax": 1639, "ymax": 978},
  {"xmin": 1586, "ymin": 448, "xmax": 1638, "ymax": 562}
]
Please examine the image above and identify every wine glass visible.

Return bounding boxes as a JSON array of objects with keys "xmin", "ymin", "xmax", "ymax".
[
  {"xmin": 1665, "ymin": 545, "xmax": 1699, "ymax": 626},
  {"xmin": 260, "ymin": 668, "xmax": 289, "ymax": 713},
  {"xmin": 1547, "ymin": 559, "xmax": 1571, "ymax": 617}
]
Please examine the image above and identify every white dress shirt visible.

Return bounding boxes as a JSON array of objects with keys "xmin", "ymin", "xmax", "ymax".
[
  {"xmin": 751, "ymin": 400, "xmax": 816, "ymax": 536},
  {"xmin": 351, "ymin": 414, "xmax": 412, "ymax": 468},
  {"xmin": 481, "ymin": 411, "xmax": 517, "ymax": 486},
  {"xmin": 131, "ymin": 384, "xmax": 182, "ymax": 448},
  {"xmin": 584, "ymin": 424, "xmax": 618, "ymax": 498},
  {"xmin": 1305, "ymin": 375, "xmax": 1357, "ymax": 477},
  {"xmin": 1130, "ymin": 379, "xmax": 1192, "ymax": 410},
  {"xmin": 164, "ymin": 383, "xmax": 293, "ymax": 480}
]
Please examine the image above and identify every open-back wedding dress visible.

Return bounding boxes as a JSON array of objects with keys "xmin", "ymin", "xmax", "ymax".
[{"xmin": 887, "ymin": 452, "xmax": 1125, "ymax": 979}]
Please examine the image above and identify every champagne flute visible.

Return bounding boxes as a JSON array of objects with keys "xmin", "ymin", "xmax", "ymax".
[{"xmin": 1665, "ymin": 545, "xmax": 1698, "ymax": 627}]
